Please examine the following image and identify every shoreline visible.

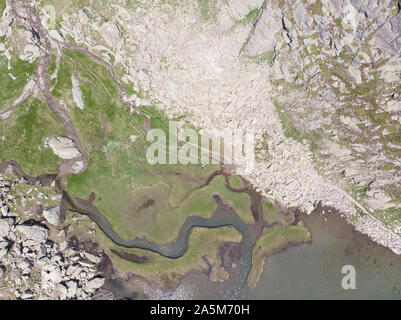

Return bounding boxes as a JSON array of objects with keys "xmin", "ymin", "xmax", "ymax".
[{"xmin": 2, "ymin": 158, "xmax": 400, "ymax": 294}]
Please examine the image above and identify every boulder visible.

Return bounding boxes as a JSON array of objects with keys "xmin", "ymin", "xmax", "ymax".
[
  {"xmin": 0, "ymin": 240, "xmax": 9, "ymax": 259},
  {"xmin": 15, "ymin": 224, "xmax": 49, "ymax": 243},
  {"xmin": 365, "ymin": 190, "xmax": 394, "ymax": 211},
  {"xmin": 20, "ymin": 290, "xmax": 33, "ymax": 299},
  {"xmin": 302, "ymin": 200, "xmax": 315, "ymax": 214},
  {"xmin": 364, "ymin": 0, "xmax": 380, "ymax": 19},
  {"xmin": 20, "ymin": 44, "xmax": 41, "ymax": 63},
  {"xmin": 66, "ymin": 264, "xmax": 83, "ymax": 278},
  {"xmin": 0, "ymin": 205, "xmax": 8, "ymax": 215},
  {"xmin": 350, "ymin": 0, "xmax": 364, "ymax": 12},
  {"xmin": 78, "ymin": 259, "xmax": 96, "ymax": 268},
  {"xmin": 17, "ymin": 259, "xmax": 32, "ymax": 275},
  {"xmin": 56, "ymin": 283, "xmax": 68, "ymax": 299},
  {"xmin": 43, "ymin": 206, "xmax": 60, "ymax": 226},
  {"xmin": 0, "ymin": 241, "xmax": 8, "ymax": 250},
  {"xmin": 66, "ymin": 280, "xmax": 78, "ymax": 298},
  {"xmin": 348, "ymin": 65, "xmax": 362, "ymax": 84},
  {"xmin": 344, "ymin": 166, "xmax": 360, "ymax": 177},
  {"xmin": 83, "ymin": 251, "xmax": 101, "ymax": 264},
  {"xmin": 47, "ymin": 137, "xmax": 81, "ymax": 160},
  {"xmin": 244, "ymin": 2, "xmax": 283, "ymax": 57},
  {"xmin": 84, "ymin": 277, "xmax": 105, "ymax": 293},
  {"xmin": 43, "ymin": 267, "xmax": 63, "ymax": 284},
  {"xmin": 380, "ymin": 59, "xmax": 401, "ymax": 82},
  {"xmin": 386, "ymin": 100, "xmax": 401, "ymax": 112},
  {"xmin": 71, "ymin": 74, "xmax": 84, "ymax": 110},
  {"xmin": 100, "ymin": 22, "xmax": 122, "ymax": 47},
  {"xmin": 0, "ymin": 218, "xmax": 11, "ymax": 238}
]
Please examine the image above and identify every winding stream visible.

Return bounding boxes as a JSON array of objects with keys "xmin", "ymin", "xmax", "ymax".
[{"xmin": 63, "ymin": 171, "xmax": 269, "ymax": 299}]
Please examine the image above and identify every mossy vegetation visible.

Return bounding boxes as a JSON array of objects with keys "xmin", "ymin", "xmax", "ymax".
[
  {"xmin": 254, "ymin": 131, "xmax": 270, "ymax": 161},
  {"xmin": 236, "ymin": 7, "xmax": 261, "ymax": 25},
  {"xmin": 197, "ymin": 0, "xmax": 218, "ymax": 21},
  {"xmin": 244, "ymin": 7, "xmax": 261, "ymax": 22},
  {"xmin": 307, "ymin": 1, "xmax": 323, "ymax": 16},
  {"xmin": 248, "ymin": 223, "xmax": 310, "ymax": 288},
  {"xmin": 66, "ymin": 112, "xmax": 254, "ymax": 243},
  {"xmin": 273, "ymin": 100, "xmax": 302, "ymax": 141},
  {"xmin": 250, "ymin": 50, "xmax": 276, "ymax": 66}
]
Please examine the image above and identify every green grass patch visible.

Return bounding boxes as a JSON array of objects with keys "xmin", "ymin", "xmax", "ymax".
[
  {"xmin": 237, "ymin": 7, "xmax": 261, "ymax": 25},
  {"xmin": 197, "ymin": 0, "xmax": 218, "ymax": 21},
  {"xmin": 229, "ymin": 175, "xmax": 244, "ymax": 189},
  {"xmin": 248, "ymin": 223, "xmax": 310, "ymax": 287},
  {"xmin": 51, "ymin": 57, "xmax": 73, "ymax": 98},
  {"xmin": 0, "ymin": 0, "xmax": 6, "ymax": 16},
  {"xmin": 262, "ymin": 201, "xmax": 291, "ymax": 225},
  {"xmin": 64, "ymin": 49, "xmax": 119, "ymax": 98},
  {"xmin": 0, "ymin": 97, "xmax": 65, "ymax": 176},
  {"xmin": 48, "ymin": 51, "xmax": 57, "ymax": 76},
  {"xmin": 251, "ymin": 50, "xmax": 276, "ymax": 66},
  {"xmin": 273, "ymin": 100, "xmax": 302, "ymax": 141},
  {"xmin": 67, "ymin": 147, "xmax": 252, "ymax": 242},
  {"xmin": 355, "ymin": 206, "xmax": 366, "ymax": 217},
  {"xmin": 0, "ymin": 55, "xmax": 36, "ymax": 112}
]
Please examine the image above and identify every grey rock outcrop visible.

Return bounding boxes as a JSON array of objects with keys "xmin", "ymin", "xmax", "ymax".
[
  {"xmin": 244, "ymin": 1, "xmax": 283, "ymax": 57},
  {"xmin": 46, "ymin": 136, "xmax": 81, "ymax": 160},
  {"xmin": 15, "ymin": 224, "xmax": 49, "ymax": 243},
  {"xmin": 293, "ymin": 2, "xmax": 313, "ymax": 31}
]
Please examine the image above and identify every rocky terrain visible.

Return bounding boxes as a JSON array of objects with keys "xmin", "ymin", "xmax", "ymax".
[
  {"xmin": 36, "ymin": 0, "xmax": 401, "ymax": 253},
  {"xmin": 0, "ymin": 164, "xmax": 106, "ymax": 299},
  {"xmin": 0, "ymin": 0, "xmax": 400, "ymax": 299}
]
